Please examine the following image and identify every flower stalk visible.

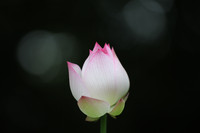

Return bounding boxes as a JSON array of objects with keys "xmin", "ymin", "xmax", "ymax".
[{"xmin": 100, "ymin": 114, "xmax": 107, "ymax": 133}]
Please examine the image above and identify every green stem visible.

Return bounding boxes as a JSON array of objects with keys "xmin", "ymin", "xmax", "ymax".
[{"xmin": 100, "ymin": 114, "xmax": 107, "ymax": 133}]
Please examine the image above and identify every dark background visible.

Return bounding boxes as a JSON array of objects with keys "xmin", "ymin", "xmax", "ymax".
[{"xmin": 1, "ymin": 0, "xmax": 200, "ymax": 132}]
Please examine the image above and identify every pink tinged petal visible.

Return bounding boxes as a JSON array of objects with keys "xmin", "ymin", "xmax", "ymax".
[
  {"xmin": 107, "ymin": 43, "xmax": 110, "ymax": 48},
  {"xmin": 82, "ymin": 42, "xmax": 110, "ymax": 75},
  {"xmin": 109, "ymin": 93, "xmax": 129, "ymax": 113},
  {"xmin": 82, "ymin": 42, "xmax": 101, "ymax": 74},
  {"xmin": 82, "ymin": 50, "xmax": 118, "ymax": 105},
  {"xmin": 102, "ymin": 43, "xmax": 112, "ymax": 56},
  {"xmin": 122, "ymin": 92, "xmax": 129, "ymax": 102},
  {"xmin": 104, "ymin": 43, "xmax": 110, "ymax": 48},
  {"xmin": 109, "ymin": 99, "xmax": 125, "ymax": 117},
  {"xmin": 67, "ymin": 62, "xmax": 82, "ymax": 76},
  {"xmin": 78, "ymin": 96, "xmax": 110, "ymax": 118},
  {"xmin": 85, "ymin": 116, "xmax": 99, "ymax": 122},
  {"xmin": 92, "ymin": 42, "xmax": 102, "ymax": 52},
  {"xmin": 67, "ymin": 62, "xmax": 90, "ymax": 101},
  {"xmin": 89, "ymin": 49, "xmax": 93, "ymax": 55},
  {"xmin": 112, "ymin": 48, "xmax": 130, "ymax": 103},
  {"xmin": 82, "ymin": 51, "xmax": 95, "ymax": 75}
]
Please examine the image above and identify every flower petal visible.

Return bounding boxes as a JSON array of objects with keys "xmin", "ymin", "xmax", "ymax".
[
  {"xmin": 82, "ymin": 44, "xmax": 130, "ymax": 106},
  {"xmin": 85, "ymin": 116, "xmax": 99, "ymax": 122},
  {"xmin": 122, "ymin": 92, "xmax": 129, "ymax": 102},
  {"xmin": 82, "ymin": 51, "xmax": 94, "ymax": 75},
  {"xmin": 109, "ymin": 99, "xmax": 125, "ymax": 117},
  {"xmin": 67, "ymin": 62, "xmax": 90, "ymax": 101},
  {"xmin": 82, "ymin": 43, "xmax": 111, "ymax": 75},
  {"xmin": 67, "ymin": 61, "xmax": 81, "ymax": 76},
  {"xmin": 82, "ymin": 50, "xmax": 118, "ymax": 105},
  {"xmin": 102, "ymin": 43, "xmax": 112, "ymax": 56},
  {"xmin": 93, "ymin": 42, "xmax": 102, "ymax": 52},
  {"xmin": 78, "ymin": 96, "xmax": 110, "ymax": 118},
  {"xmin": 82, "ymin": 42, "xmax": 101, "ymax": 74},
  {"xmin": 111, "ymin": 48, "xmax": 130, "ymax": 103}
]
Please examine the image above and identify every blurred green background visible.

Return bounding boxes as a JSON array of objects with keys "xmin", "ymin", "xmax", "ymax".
[{"xmin": 1, "ymin": 0, "xmax": 200, "ymax": 132}]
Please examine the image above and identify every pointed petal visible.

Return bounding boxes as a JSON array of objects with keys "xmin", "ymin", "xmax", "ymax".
[
  {"xmin": 122, "ymin": 92, "xmax": 129, "ymax": 102},
  {"xmin": 111, "ymin": 48, "xmax": 130, "ymax": 103},
  {"xmin": 67, "ymin": 62, "xmax": 90, "ymax": 101},
  {"xmin": 107, "ymin": 43, "xmax": 110, "ymax": 48},
  {"xmin": 102, "ymin": 43, "xmax": 112, "ymax": 56},
  {"xmin": 82, "ymin": 42, "xmax": 101, "ymax": 74},
  {"xmin": 82, "ymin": 51, "xmax": 95, "ymax": 75},
  {"xmin": 85, "ymin": 116, "xmax": 99, "ymax": 122},
  {"xmin": 82, "ymin": 50, "xmax": 118, "ymax": 105},
  {"xmin": 89, "ymin": 49, "xmax": 93, "ymax": 55},
  {"xmin": 93, "ymin": 42, "xmax": 102, "ymax": 52},
  {"xmin": 109, "ymin": 99, "xmax": 125, "ymax": 117},
  {"xmin": 83, "ymin": 45, "xmax": 129, "ymax": 106},
  {"xmin": 67, "ymin": 61, "xmax": 81, "ymax": 76},
  {"xmin": 78, "ymin": 96, "xmax": 110, "ymax": 118}
]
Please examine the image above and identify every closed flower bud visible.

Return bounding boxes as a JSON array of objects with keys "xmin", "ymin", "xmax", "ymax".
[{"xmin": 67, "ymin": 42, "xmax": 130, "ymax": 121}]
